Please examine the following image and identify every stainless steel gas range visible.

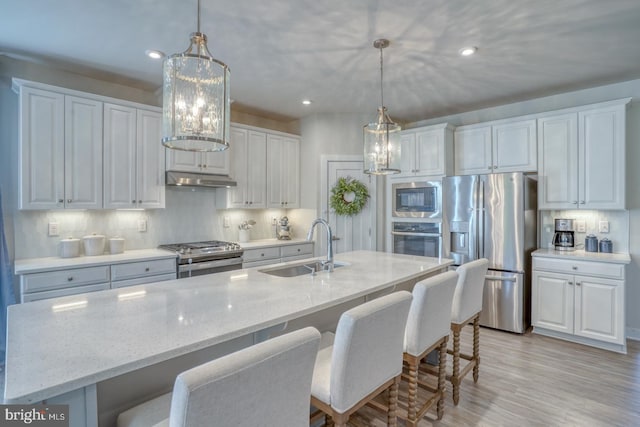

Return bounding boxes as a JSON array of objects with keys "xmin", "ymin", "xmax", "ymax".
[{"xmin": 158, "ymin": 241, "xmax": 244, "ymax": 278}]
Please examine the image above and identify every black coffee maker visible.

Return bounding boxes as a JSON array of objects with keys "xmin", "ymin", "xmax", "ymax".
[{"xmin": 552, "ymin": 218, "xmax": 575, "ymax": 251}]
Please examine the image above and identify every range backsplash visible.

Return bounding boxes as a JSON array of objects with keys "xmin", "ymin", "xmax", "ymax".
[{"xmin": 539, "ymin": 209, "xmax": 629, "ymax": 253}]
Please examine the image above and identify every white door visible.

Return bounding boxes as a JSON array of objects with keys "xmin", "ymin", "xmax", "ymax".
[{"xmin": 322, "ymin": 156, "xmax": 376, "ymax": 255}]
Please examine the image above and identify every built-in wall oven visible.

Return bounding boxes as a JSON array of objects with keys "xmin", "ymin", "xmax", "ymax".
[
  {"xmin": 392, "ymin": 180, "xmax": 442, "ymax": 219},
  {"xmin": 391, "ymin": 222, "xmax": 442, "ymax": 258}
]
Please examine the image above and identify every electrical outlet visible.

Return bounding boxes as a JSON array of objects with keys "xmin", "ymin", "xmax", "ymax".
[
  {"xmin": 48, "ymin": 222, "xmax": 59, "ymax": 236},
  {"xmin": 575, "ymin": 220, "xmax": 586, "ymax": 233},
  {"xmin": 272, "ymin": 217, "xmax": 278, "ymax": 226},
  {"xmin": 138, "ymin": 219, "xmax": 147, "ymax": 232},
  {"xmin": 223, "ymin": 216, "xmax": 230, "ymax": 228},
  {"xmin": 599, "ymin": 220, "xmax": 610, "ymax": 233}
]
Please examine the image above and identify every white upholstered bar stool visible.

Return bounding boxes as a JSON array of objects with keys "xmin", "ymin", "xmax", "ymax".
[
  {"xmin": 310, "ymin": 291, "xmax": 413, "ymax": 427},
  {"xmin": 448, "ymin": 258, "xmax": 489, "ymax": 405},
  {"xmin": 117, "ymin": 327, "xmax": 321, "ymax": 427},
  {"xmin": 401, "ymin": 271, "xmax": 458, "ymax": 425}
]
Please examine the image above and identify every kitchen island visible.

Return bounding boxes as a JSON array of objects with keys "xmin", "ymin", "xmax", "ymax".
[{"xmin": 4, "ymin": 250, "xmax": 452, "ymax": 426}]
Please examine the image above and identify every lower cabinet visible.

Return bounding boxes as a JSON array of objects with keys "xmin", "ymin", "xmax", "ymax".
[
  {"xmin": 532, "ymin": 257, "xmax": 626, "ymax": 352},
  {"xmin": 19, "ymin": 258, "xmax": 177, "ymax": 302},
  {"xmin": 242, "ymin": 242, "xmax": 314, "ymax": 269}
]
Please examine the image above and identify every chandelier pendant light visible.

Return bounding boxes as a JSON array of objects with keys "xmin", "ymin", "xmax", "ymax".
[
  {"xmin": 363, "ymin": 39, "xmax": 401, "ymax": 175},
  {"xmin": 162, "ymin": 0, "xmax": 230, "ymax": 152}
]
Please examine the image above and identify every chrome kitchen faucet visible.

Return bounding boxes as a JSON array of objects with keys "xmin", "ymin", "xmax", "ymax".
[{"xmin": 306, "ymin": 218, "xmax": 334, "ymax": 272}]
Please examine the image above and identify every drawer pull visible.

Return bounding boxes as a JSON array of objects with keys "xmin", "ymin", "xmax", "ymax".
[
  {"xmin": 261, "ymin": 253, "xmax": 265, "ymax": 257},
  {"xmin": 145, "ymin": 267, "xmax": 150, "ymax": 272},
  {"xmin": 572, "ymin": 266, "xmax": 577, "ymax": 270},
  {"xmin": 576, "ymin": 282, "xmax": 581, "ymax": 286},
  {"xmin": 568, "ymin": 281, "xmax": 573, "ymax": 285},
  {"xmin": 297, "ymin": 248, "xmax": 301, "ymax": 252},
  {"xmin": 67, "ymin": 277, "xmax": 73, "ymax": 282}
]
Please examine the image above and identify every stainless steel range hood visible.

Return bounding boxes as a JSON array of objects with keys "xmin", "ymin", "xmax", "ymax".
[{"xmin": 166, "ymin": 171, "xmax": 237, "ymax": 188}]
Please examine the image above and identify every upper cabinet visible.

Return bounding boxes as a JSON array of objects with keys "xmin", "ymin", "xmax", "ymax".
[
  {"xmin": 165, "ymin": 145, "xmax": 229, "ymax": 175},
  {"xmin": 18, "ymin": 86, "xmax": 103, "ymax": 210},
  {"xmin": 14, "ymin": 79, "xmax": 165, "ymax": 210},
  {"xmin": 266, "ymin": 134, "xmax": 300, "ymax": 208},
  {"xmin": 217, "ymin": 125, "xmax": 300, "ymax": 209},
  {"xmin": 454, "ymin": 118, "xmax": 537, "ymax": 175},
  {"xmin": 537, "ymin": 99, "xmax": 629, "ymax": 210},
  {"xmin": 103, "ymin": 105, "xmax": 165, "ymax": 209},
  {"xmin": 396, "ymin": 123, "xmax": 454, "ymax": 178}
]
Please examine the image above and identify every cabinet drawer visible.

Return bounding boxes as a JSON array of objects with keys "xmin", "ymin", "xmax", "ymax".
[
  {"xmin": 111, "ymin": 258, "xmax": 177, "ymax": 281},
  {"xmin": 533, "ymin": 258, "xmax": 624, "ymax": 280},
  {"xmin": 242, "ymin": 247, "xmax": 280, "ymax": 262},
  {"xmin": 281, "ymin": 243, "xmax": 313, "ymax": 258},
  {"xmin": 21, "ymin": 266, "xmax": 110, "ymax": 293},
  {"xmin": 22, "ymin": 283, "xmax": 110, "ymax": 303},
  {"xmin": 111, "ymin": 272, "xmax": 177, "ymax": 289}
]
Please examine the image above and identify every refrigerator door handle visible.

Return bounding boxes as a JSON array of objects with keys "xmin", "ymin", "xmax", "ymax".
[{"xmin": 478, "ymin": 178, "xmax": 485, "ymax": 259}]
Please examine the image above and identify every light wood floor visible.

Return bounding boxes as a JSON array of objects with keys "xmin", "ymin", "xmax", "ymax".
[{"xmin": 347, "ymin": 327, "xmax": 640, "ymax": 426}]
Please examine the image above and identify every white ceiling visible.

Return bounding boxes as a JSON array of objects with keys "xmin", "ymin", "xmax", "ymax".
[{"xmin": 2, "ymin": 0, "xmax": 640, "ymax": 123}]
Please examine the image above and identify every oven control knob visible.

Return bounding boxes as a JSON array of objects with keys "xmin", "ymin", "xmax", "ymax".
[
  {"xmin": 179, "ymin": 248, "xmax": 185, "ymax": 254},
  {"xmin": 186, "ymin": 248, "xmax": 192, "ymax": 254}
]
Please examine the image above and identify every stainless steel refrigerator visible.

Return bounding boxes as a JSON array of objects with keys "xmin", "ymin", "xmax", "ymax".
[{"xmin": 442, "ymin": 172, "xmax": 537, "ymax": 333}]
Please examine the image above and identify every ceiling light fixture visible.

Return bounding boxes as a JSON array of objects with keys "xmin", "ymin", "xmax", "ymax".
[
  {"xmin": 162, "ymin": 0, "xmax": 230, "ymax": 152},
  {"xmin": 145, "ymin": 49, "xmax": 165, "ymax": 60},
  {"xmin": 363, "ymin": 39, "xmax": 401, "ymax": 175},
  {"xmin": 302, "ymin": 99, "xmax": 312, "ymax": 105},
  {"xmin": 459, "ymin": 46, "xmax": 478, "ymax": 57}
]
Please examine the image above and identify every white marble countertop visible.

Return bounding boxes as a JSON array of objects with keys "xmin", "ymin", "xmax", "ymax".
[
  {"xmin": 239, "ymin": 238, "xmax": 312, "ymax": 249},
  {"xmin": 14, "ymin": 249, "xmax": 177, "ymax": 275},
  {"xmin": 4, "ymin": 251, "xmax": 452, "ymax": 403},
  {"xmin": 532, "ymin": 248, "xmax": 631, "ymax": 264}
]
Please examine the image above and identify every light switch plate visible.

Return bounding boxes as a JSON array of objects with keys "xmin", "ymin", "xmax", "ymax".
[
  {"xmin": 575, "ymin": 220, "xmax": 586, "ymax": 233},
  {"xmin": 223, "ymin": 216, "xmax": 230, "ymax": 228},
  {"xmin": 48, "ymin": 222, "xmax": 59, "ymax": 236},
  {"xmin": 599, "ymin": 220, "xmax": 610, "ymax": 233},
  {"xmin": 138, "ymin": 219, "xmax": 147, "ymax": 232}
]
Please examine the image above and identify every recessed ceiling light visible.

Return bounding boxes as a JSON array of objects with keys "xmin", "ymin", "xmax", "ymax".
[
  {"xmin": 459, "ymin": 46, "xmax": 478, "ymax": 57},
  {"xmin": 145, "ymin": 49, "xmax": 165, "ymax": 60},
  {"xmin": 302, "ymin": 99, "xmax": 313, "ymax": 105}
]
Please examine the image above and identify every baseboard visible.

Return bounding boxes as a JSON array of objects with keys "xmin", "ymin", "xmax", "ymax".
[{"xmin": 626, "ymin": 327, "xmax": 640, "ymax": 341}]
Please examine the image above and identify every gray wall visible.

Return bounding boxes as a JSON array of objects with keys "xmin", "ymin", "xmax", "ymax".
[{"xmin": 409, "ymin": 78, "xmax": 640, "ymax": 338}]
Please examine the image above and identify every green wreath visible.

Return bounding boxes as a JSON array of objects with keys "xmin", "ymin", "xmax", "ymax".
[{"xmin": 330, "ymin": 177, "xmax": 370, "ymax": 216}]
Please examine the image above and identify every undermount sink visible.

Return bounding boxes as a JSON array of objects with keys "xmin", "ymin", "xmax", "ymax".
[{"xmin": 259, "ymin": 261, "xmax": 348, "ymax": 277}]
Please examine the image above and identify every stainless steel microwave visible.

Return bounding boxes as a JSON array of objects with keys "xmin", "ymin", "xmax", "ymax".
[{"xmin": 391, "ymin": 180, "xmax": 442, "ymax": 218}]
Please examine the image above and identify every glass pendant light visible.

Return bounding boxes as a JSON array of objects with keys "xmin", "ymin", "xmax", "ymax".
[
  {"xmin": 363, "ymin": 39, "xmax": 401, "ymax": 175},
  {"xmin": 162, "ymin": 0, "xmax": 230, "ymax": 151}
]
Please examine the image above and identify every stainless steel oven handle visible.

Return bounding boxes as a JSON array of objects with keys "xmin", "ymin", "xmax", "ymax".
[
  {"xmin": 178, "ymin": 257, "xmax": 243, "ymax": 272},
  {"xmin": 484, "ymin": 274, "xmax": 518, "ymax": 282},
  {"xmin": 390, "ymin": 231, "xmax": 442, "ymax": 237}
]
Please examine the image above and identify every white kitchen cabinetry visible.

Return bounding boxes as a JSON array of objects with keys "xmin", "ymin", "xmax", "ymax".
[
  {"xmin": 110, "ymin": 258, "xmax": 176, "ymax": 288},
  {"xmin": 397, "ymin": 123, "xmax": 454, "ymax": 178},
  {"xmin": 267, "ymin": 134, "xmax": 300, "ymax": 208},
  {"xmin": 17, "ymin": 86, "xmax": 103, "ymax": 210},
  {"xmin": 104, "ymin": 105, "xmax": 165, "ymax": 209},
  {"xmin": 20, "ymin": 265, "xmax": 111, "ymax": 303},
  {"xmin": 454, "ymin": 118, "xmax": 537, "ymax": 175},
  {"xmin": 537, "ymin": 99, "xmax": 629, "ymax": 210},
  {"xmin": 242, "ymin": 242, "xmax": 314, "ymax": 268},
  {"xmin": 532, "ymin": 256, "xmax": 626, "ymax": 353},
  {"xmin": 166, "ymin": 146, "xmax": 229, "ymax": 175}
]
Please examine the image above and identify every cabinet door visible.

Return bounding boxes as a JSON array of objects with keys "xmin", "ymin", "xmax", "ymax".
[
  {"xmin": 579, "ymin": 105, "xmax": 626, "ymax": 209},
  {"xmin": 246, "ymin": 130, "xmax": 267, "ymax": 207},
  {"xmin": 574, "ymin": 275, "xmax": 624, "ymax": 344},
  {"xmin": 136, "ymin": 109, "xmax": 165, "ymax": 208},
  {"xmin": 226, "ymin": 127, "xmax": 249, "ymax": 208},
  {"xmin": 415, "ymin": 129, "xmax": 446, "ymax": 176},
  {"xmin": 454, "ymin": 126, "xmax": 492, "ymax": 175},
  {"xmin": 532, "ymin": 271, "xmax": 573, "ymax": 334},
  {"xmin": 283, "ymin": 137, "xmax": 300, "ymax": 208},
  {"xmin": 103, "ymin": 103, "xmax": 137, "ymax": 209},
  {"xmin": 201, "ymin": 150, "xmax": 230, "ymax": 174},
  {"xmin": 397, "ymin": 132, "xmax": 416, "ymax": 177},
  {"xmin": 19, "ymin": 87, "xmax": 65, "ymax": 210},
  {"xmin": 266, "ymin": 135, "xmax": 300, "ymax": 208},
  {"xmin": 492, "ymin": 119, "xmax": 537, "ymax": 172},
  {"xmin": 64, "ymin": 96, "xmax": 103, "ymax": 209},
  {"xmin": 166, "ymin": 149, "xmax": 201, "ymax": 172},
  {"xmin": 537, "ymin": 113, "xmax": 578, "ymax": 209}
]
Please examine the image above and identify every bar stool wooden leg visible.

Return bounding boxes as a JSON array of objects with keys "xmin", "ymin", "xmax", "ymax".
[
  {"xmin": 437, "ymin": 336, "xmax": 448, "ymax": 419},
  {"xmin": 406, "ymin": 357, "xmax": 418, "ymax": 424},
  {"xmin": 387, "ymin": 377, "xmax": 399, "ymax": 427},
  {"xmin": 473, "ymin": 314, "xmax": 480, "ymax": 383},
  {"xmin": 451, "ymin": 324, "xmax": 462, "ymax": 405},
  {"xmin": 325, "ymin": 415, "xmax": 335, "ymax": 427}
]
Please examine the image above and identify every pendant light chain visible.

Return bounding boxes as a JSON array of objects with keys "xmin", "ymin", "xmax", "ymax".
[
  {"xmin": 379, "ymin": 44, "xmax": 384, "ymax": 108},
  {"xmin": 196, "ymin": 0, "xmax": 201, "ymax": 33}
]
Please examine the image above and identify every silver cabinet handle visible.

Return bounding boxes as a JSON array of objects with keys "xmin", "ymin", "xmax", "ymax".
[
  {"xmin": 331, "ymin": 236, "xmax": 341, "ymax": 241},
  {"xmin": 67, "ymin": 199, "xmax": 72, "ymax": 203},
  {"xmin": 580, "ymin": 201, "xmax": 585, "ymax": 204},
  {"xmin": 67, "ymin": 277, "xmax": 73, "ymax": 282},
  {"xmin": 145, "ymin": 267, "xmax": 150, "ymax": 272},
  {"xmin": 138, "ymin": 200, "xmax": 142, "ymax": 204},
  {"xmin": 132, "ymin": 200, "xmax": 136, "ymax": 204},
  {"xmin": 576, "ymin": 282, "xmax": 581, "ymax": 286},
  {"xmin": 573, "ymin": 201, "xmax": 578, "ymax": 205},
  {"xmin": 572, "ymin": 266, "xmax": 577, "ymax": 270}
]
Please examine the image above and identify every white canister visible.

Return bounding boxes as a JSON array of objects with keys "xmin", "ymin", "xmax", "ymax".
[
  {"xmin": 83, "ymin": 233, "xmax": 106, "ymax": 256},
  {"xmin": 238, "ymin": 229, "xmax": 250, "ymax": 243},
  {"xmin": 60, "ymin": 237, "xmax": 81, "ymax": 258},
  {"xmin": 109, "ymin": 237, "xmax": 125, "ymax": 254}
]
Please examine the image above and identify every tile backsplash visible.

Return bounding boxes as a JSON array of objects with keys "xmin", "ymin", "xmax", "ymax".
[
  {"xmin": 12, "ymin": 187, "xmax": 312, "ymax": 259},
  {"xmin": 539, "ymin": 209, "xmax": 629, "ymax": 253}
]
